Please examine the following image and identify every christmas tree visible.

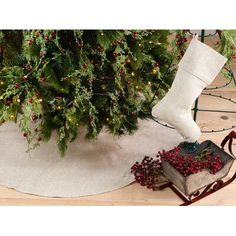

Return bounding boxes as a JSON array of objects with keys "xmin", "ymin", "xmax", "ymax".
[{"xmin": 1, "ymin": 30, "xmax": 233, "ymax": 155}]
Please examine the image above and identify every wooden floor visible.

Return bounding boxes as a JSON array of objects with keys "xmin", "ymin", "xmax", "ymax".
[{"xmin": 0, "ymin": 35, "xmax": 236, "ymax": 205}]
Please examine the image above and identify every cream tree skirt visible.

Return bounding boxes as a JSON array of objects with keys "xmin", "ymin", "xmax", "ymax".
[{"xmin": 0, "ymin": 119, "xmax": 182, "ymax": 197}]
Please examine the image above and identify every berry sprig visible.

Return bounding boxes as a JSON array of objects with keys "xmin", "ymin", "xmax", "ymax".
[
  {"xmin": 159, "ymin": 148, "xmax": 205, "ymax": 177},
  {"xmin": 174, "ymin": 31, "xmax": 188, "ymax": 59},
  {"xmin": 158, "ymin": 147, "xmax": 224, "ymax": 177},
  {"xmin": 131, "ymin": 156, "xmax": 165, "ymax": 190},
  {"xmin": 131, "ymin": 147, "xmax": 224, "ymax": 191}
]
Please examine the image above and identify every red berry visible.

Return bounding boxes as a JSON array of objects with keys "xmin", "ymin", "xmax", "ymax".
[
  {"xmin": 27, "ymin": 39, "xmax": 33, "ymax": 45},
  {"xmin": 63, "ymin": 77, "xmax": 70, "ymax": 81},
  {"xmin": 51, "ymin": 31, "xmax": 56, "ymax": 39},
  {"xmin": 32, "ymin": 115, "xmax": 37, "ymax": 121},
  {"xmin": 132, "ymin": 32, "xmax": 138, "ymax": 38},
  {"xmin": 176, "ymin": 40, "xmax": 181, "ymax": 45},
  {"xmin": 96, "ymin": 45, "xmax": 104, "ymax": 52},
  {"xmin": 15, "ymin": 83, "xmax": 21, "ymax": 89},
  {"xmin": 40, "ymin": 77, "xmax": 46, "ymax": 82},
  {"xmin": 113, "ymin": 52, "xmax": 117, "ymax": 59},
  {"xmin": 119, "ymin": 69, "xmax": 125, "ymax": 75}
]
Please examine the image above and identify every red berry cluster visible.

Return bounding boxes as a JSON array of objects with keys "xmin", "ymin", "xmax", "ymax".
[
  {"xmin": 203, "ymin": 154, "xmax": 223, "ymax": 174},
  {"xmin": 27, "ymin": 39, "xmax": 33, "ymax": 45},
  {"xmin": 158, "ymin": 147, "xmax": 224, "ymax": 177},
  {"xmin": 159, "ymin": 148, "xmax": 202, "ymax": 176},
  {"xmin": 175, "ymin": 34, "xmax": 188, "ymax": 59},
  {"xmin": 132, "ymin": 32, "xmax": 138, "ymax": 39},
  {"xmin": 131, "ymin": 147, "xmax": 224, "ymax": 191},
  {"xmin": 175, "ymin": 35, "xmax": 188, "ymax": 45},
  {"xmin": 131, "ymin": 156, "xmax": 163, "ymax": 190}
]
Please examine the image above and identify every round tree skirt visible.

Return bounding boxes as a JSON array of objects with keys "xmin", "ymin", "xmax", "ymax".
[{"xmin": 0, "ymin": 119, "xmax": 182, "ymax": 197}]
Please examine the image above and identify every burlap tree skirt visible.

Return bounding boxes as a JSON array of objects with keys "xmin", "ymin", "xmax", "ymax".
[{"xmin": 0, "ymin": 119, "xmax": 182, "ymax": 197}]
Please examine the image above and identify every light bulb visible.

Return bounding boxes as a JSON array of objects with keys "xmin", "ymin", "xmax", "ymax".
[{"xmin": 152, "ymin": 69, "xmax": 157, "ymax": 74}]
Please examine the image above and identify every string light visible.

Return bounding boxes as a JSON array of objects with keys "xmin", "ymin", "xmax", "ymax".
[
  {"xmin": 134, "ymin": 58, "xmax": 137, "ymax": 61},
  {"xmin": 149, "ymin": 41, "xmax": 153, "ymax": 44},
  {"xmin": 135, "ymin": 85, "xmax": 139, "ymax": 89},
  {"xmin": 0, "ymin": 81, "xmax": 4, "ymax": 85},
  {"xmin": 101, "ymin": 32, "xmax": 104, "ymax": 36},
  {"xmin": 152, "ymin": 68, "xmax": 158, "ymax": 75},
  {"xmin": 148, "ymin": 81, "xmax": 152, "ymax": 85},
  {"xmin": 10, "ymin": 115, "xmax": 15, "ymax": 119},
  {"xmin": 106, "ymin": 118, "xmax": 109, "ymax": 121},
  {"xmin": 138, "ymin": 43, "xmax": 142, "ymax": 47},
  {"xmin": 0, "ymin": 96, "xmax": 3, "ymax": 100},
  {"xmin": 131, "ymin": 72, "xmax": 135, "ymax": 76},
  {"xmin": 38, "ymin": 98, "xmax": 43, "ymax": 102},
  {"xmin": 17, "ymin": 98, "xmax": 21, "ymax": 103},
  {"xmin": 57, "ymin": 106, "xmax": 61, "ymax": 110}
]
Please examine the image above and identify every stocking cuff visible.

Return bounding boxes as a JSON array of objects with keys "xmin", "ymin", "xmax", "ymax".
[{"xmin": 179, "ymin": 37, "xmax": 227, "ymax": 85}]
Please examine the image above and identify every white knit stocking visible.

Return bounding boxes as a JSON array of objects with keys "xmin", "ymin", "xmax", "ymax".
[{"xmin": 152, "ymin": 36, "xmax": 227, "ymax": 142}]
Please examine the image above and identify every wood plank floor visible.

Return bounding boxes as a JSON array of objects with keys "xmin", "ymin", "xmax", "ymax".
[{"xmin": 0, "ymin": 35, "xmax": 235, "ymax": 205}]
